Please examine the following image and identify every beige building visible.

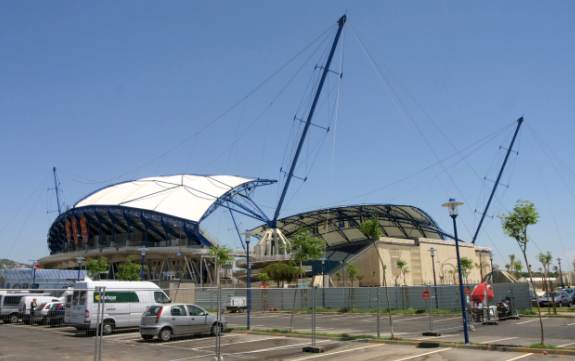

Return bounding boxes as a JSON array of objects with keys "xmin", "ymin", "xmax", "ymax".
[{"xmin": 334, "ymin": 237, "xmax": 491, "ymax": 287}]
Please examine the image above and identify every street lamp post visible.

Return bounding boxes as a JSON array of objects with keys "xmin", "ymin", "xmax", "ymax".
[
  {"xmin": 557, "ymin": 258, "xmax": 565, "ymax": 288},
  {"xmin": 442, "ymin": 198, "xmax": 470, "ymax": 344},
  {"xmin": 429, "ymin": 248, "xmax": 439, "ymax": 309},
  {"xmin": 30, "ymin": 260, "xmax": 37, "ymax": 288},
  {"xmin": 246, "ymin": 235, "xmax": 251, "ymax": 330},
  {"xmin": 139, "ymin": 247, "xmax": 147, "ymax": 281},
  {"xmin": 75, "ymin": 256, "xmax": 85, "ymax": 281}
]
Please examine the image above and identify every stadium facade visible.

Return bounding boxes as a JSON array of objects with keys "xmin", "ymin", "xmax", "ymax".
[
  {"xmin": 250, "ymin": 204, "xmax": 492, "ymax": 286},
  {"xmin": 39, "ymin": 174, "xmax": 274, "ymax": 284}
]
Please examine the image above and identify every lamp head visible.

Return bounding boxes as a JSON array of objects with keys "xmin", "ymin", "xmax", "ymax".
[
  {"xmin": 429, "ymin": 247, "xmax": 436, "ymax": 256},
  {"xmin": 139, "ymin": 247, "xmax": 147, "ymax": 256},
  {"xmin": 442, "ymin": 198, "xmax": 464, "ymax": 217}
]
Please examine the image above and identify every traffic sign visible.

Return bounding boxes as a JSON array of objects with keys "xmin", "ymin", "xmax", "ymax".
[{"xmin": 422, "ymin": 289, "xmax": 430, "ymax": 301}]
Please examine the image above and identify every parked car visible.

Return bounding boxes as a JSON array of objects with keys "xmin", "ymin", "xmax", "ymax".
[
  {"xmin": 538, "ymin": 292, "xmax": 558, "ymax": 307},
  {"xmin": 140, "ymin": 304, "xmax": 225, "ymax": 342},
  {"xmin": 226, "ymin": 296, "xmax": 247, "ymax": 313},
  {"xmin": 69, "ymin": 280, "xmax": 171, "ymax": 335},
  {"xmin": 19, "ymin": 295, "xmax": 63, "ymax": 324},
  {"xmin": 31, "ymin": 302, "xmax": 63, "ymax": 325},
  {"xmin": 1, "ymin": 292, "xmax": 43, "ymax": 324},
  {"xmin": 556, "ymin": 288, "xmax": 575, "ymax": 307},
  {"xmin": 46, "ymin": 303, "xmax": 66, "ymax": 327}
]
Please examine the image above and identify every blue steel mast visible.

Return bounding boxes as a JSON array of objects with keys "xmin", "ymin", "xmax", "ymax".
[
  {"xmin": 472, "ymin": 117, "xmax": 523, "ymax": 244},
  {"xmin": 272, "ymin": 15, "xmax": 346, "ymax": 226},
  {"xmin": 52, "ymin": 166, "xmax": 63, "ymax": 215}
]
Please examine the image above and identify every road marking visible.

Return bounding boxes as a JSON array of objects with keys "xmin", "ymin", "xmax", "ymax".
[
  {"xmin": 158, "ymin": 334, "xmax": 236, "ymax": 345},
  {"xmin": 558, "ymin": 341, "xmax": 575, "ymax": 348},
  {"xmin": 195, "ymin": 336, "xmax": 284, "ymax": 349},
  {"xmin": 433, "ymin": 316, "xmax": 462, "ymax": 323},
  {"xmin": 479, "ymin": 337, "xmax": 518, "ymax": 344},
  {"xmin": 515, "ymin": 318, "xmax": 547, "ymax": 325},
  {"xmin": 289, "ymin": 343, "xmax": 387, "ymax": 361},
  {"xmin": 503, "ymin": 353, "xmax": 533, "ymax": 361},
  {"xmin": 565, "ymin": 322, "xmax": 575, "ymax": 326},
  {"xmin": 232, "ymin": 339, "xmax": 332, "ymax": 355},
  {"xmin": 394, "ymin": 316, "xmax": 426, "ymax": 323},
  {"xmin": 390, "ymin": 348, "xmax": 451, "ymax": 361}
]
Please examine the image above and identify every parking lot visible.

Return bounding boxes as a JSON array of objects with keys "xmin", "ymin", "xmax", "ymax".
[
  {"xmin": 1, "ymin": 322, "xmax": 575, "ymax": 361},
  {"xmin": 226, "ymin": 312, "xmax": 575, "ymax": 348}
]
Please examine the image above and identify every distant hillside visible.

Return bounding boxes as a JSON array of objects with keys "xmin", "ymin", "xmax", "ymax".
[{"xmin": 0, "ymin": 259, "xmax": 30, "ymax": 270}]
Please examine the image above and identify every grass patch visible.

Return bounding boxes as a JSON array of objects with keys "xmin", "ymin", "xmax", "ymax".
[{"xmin": 529, "ymin": 343, "xmax": 557, "ymax": 349}]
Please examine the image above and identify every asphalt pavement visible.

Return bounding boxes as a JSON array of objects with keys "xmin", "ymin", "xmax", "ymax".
[{"xmin": 1, "ymin": 322, "xmax": 574, "ymax": 361}]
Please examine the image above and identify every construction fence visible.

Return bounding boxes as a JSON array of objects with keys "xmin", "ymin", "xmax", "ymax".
[{"xmin": 176, "ymin": 282, "xmax": 530, "ymax": 312}]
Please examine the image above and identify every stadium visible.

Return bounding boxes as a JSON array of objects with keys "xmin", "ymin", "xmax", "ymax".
[
  {"xmin": 39, "ymin": 174, "xmax": 492, "ymax": 287},
  {"xmin": 249, "ymin": 204, "xmax": 493, "ymax": 287},
  {"xmin": 39, "ymin": 174, "xmax": 274, "ymax": 285}
]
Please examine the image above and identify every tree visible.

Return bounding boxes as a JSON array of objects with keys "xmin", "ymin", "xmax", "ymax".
[
  {"xmin": 209, "ymin": 245, "xmax": 233, "ymax": 286},
  {"xmin": 505, "ymin": 254, "xmax": 523, "ymax": 279},
  {"xmin": 460, "ymin": 257, "xmax": 474, "ymax": 284},
  {"xmin": 345, "ymin": 263, "xmax": 359, "ymax": 287},
  {"xmin": 360, "ymin": 218, "xmax": 394, "ymax": 338},
  {"xmin": 288, "ymin": 229, "xmax": 325, "ymax": 330},
  {"xmin": 263, "ymin": 262, "xmax": 299, "ymax": 287},
  {"xmin": 258, "ymin": 272, "xmax": 270, "ymax": 286},
  {"xmin": 538, "ymin": 251, "xmax": 556, "ymax": 314},
  {"xmin": 86, "ymin": 257, "xmax": 109, "ymax": 280},
  {"xmin": 502, "ymin": 200, "xmax": 544, "ymax": 345},
  {"xmin": 396, "ymin": 259, "xmax": 408, "ymax": 286},
  {"xmin": 117, "ymin": 257, "xmax": 141, "ymax": 281}
]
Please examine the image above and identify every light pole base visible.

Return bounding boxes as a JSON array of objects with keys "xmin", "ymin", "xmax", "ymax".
[
  {"xmin": 302, "ymin": 346, "xmax": 324, "ymax": 353},
  {"xmin": 421, "ymin": 331, "xmax": 441, "ymax": 337}
]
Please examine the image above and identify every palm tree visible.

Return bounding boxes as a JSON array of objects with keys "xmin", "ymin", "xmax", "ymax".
[
  {"xmin": 396, "ymin": 259, "xmax": 408, "ymax": 285},
  {"xmin": 538, "ymin": 252, "xmax": 556, "ymax": 314},
  {"xmin": 359, "ymin": 218, "xmax": 394, "ymax": 338},
  {"xmin": 502, "ymin": 200, "xmax": 544, "ymax": 345},
  {"xmin": 460, "ymin": 257, "xmax": 474, "ymax": 284}
]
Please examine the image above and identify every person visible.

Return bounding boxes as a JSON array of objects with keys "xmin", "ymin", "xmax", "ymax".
[{"xmin": 30, "ymin": 298, "xmax": 37, "ymax": 314}]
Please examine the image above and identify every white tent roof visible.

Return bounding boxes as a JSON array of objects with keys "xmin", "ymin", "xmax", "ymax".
[{"xmin": 74, "ymin": 174, "xmax": 256, "ymax": 223}]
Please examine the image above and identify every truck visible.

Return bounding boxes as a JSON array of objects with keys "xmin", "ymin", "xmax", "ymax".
[{"xmin": 226, "ymin": 296, "xmax": 247, "ymax": 313}]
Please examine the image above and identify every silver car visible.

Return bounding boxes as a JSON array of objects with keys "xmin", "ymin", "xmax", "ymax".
[{"xmin": 139, "ymin": 304, "xmax": 225, "ymax": 342}]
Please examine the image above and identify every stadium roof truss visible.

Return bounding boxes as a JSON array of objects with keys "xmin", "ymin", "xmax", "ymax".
[
  {"xmin": 48, "ymin": 175, "xmax": 275, "ymax": 254},
  {"xmin": 251, "ymin": 204, "xmax": 450, "ymax": 255}
]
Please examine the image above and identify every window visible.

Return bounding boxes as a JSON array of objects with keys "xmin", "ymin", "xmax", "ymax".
[
  {"xmin": 4, "ymin": 296, "xmax": 23, "ymax": 305},
  {"xmin": 144, "ymin": 305, "xmax": 163, "ymax": 316},
  {"xmin": 186, "ymin": 305, "xmax": 205, "ymax": 316},
  {"xmin": 154, "ymin": 291, "xmax": 171, "ymax": 304},
  {"xmin": 170, "ymin": 305, "xmax": 186, "ymax": 316}
]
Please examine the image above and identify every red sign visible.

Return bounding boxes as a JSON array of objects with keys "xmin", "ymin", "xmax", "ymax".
[
  {"xmin": 464, "ymin": 287, "xmax": 471, "ymax": 296},
  {"xmin": 422, "ymin": 289, "xmax": 430, "ymax": 300}
]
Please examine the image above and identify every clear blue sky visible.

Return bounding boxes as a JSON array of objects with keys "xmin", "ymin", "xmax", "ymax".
[{"xmin": 1, "ymin": 1, "xmax": 574, "ymax": 271}]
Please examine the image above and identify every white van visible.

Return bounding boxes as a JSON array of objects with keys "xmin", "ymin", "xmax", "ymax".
[
  {"xmin": 69, "ymin": 281, "xmax": 171, "ymax": 334},
  {"xmin": 1, "ymin": 292, "xmax": 40, "ymax": 323},
  {"xmin": 19, "ymin": 295, "xmax": 63, "ymax": 323}
]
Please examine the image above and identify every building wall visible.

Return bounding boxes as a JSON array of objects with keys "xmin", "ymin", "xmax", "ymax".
[{"xmin": 345, "ymin": 237, "xmax": 491, "ymax": 287}]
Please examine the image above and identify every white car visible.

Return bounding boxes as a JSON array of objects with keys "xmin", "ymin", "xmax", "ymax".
[{"xmin": 31, "ymin": 302, "xmax": 63, "ymax": 325}]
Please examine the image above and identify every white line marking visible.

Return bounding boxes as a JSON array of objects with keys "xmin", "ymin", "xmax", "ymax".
[
  {"xmin": 289, "ymin": 343, "xmax": 387, "ymax": 361},
  {"xmin": 394, "ymin": 316, "xmax": 426, "ymax": 323},
  {"xmin": 565, "ymin": 322, "xmax": 575, "ymax": 326},
  {"xmin": 231, "ymin": 339, "xmax": 332, "ymax": 355},
  {"xmin": 515, "ymin": 318, "xmax": 547, "ymax": 325},
  {"xmin": 158, "ymin": 334, "xmax": 236, "ymax": 345},
  {"xmin": 558, "ymin": 341, "xmax": 575, "ymax": 348},
  {"xmin": 433, "ymin": 316, "xmax": 462, "ymax": 323},
  {"xmin": 479, "ymin": 337, "xmax": 518, "ymax": 344},
  {"xmin": 195, "ymin": 336, "xmax": 284, "ymax": 349},
  {"xmin": 390, "ymin": 348, "xmax": 452, "ymax": 361},
  {"xmin": 503, "ymin": 353, "xmax": 533, "ymax": 361}
]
